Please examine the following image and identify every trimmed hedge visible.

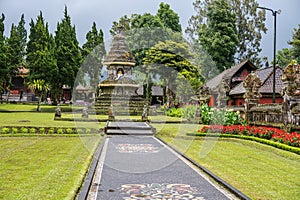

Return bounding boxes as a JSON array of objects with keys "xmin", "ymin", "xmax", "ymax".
[
  {"xmin": 187, "ymin": 133, "xmax": 300, "ymax": 155},
  {"xmin": 0, "ymin": 126, "xmax": 100, "ymax": 134}
]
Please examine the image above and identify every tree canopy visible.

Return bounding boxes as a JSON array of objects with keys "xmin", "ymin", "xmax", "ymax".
[
  {"xmin": 186, "ymin": 0, "xmax": 267, "ymax": 69},
  {"xmin": 54, "ymin": 6, "xmax": 82, "ymax": 100},
  {"xmin": 198, "ymin": 0, "xmax": 238, "ymax": 71}
]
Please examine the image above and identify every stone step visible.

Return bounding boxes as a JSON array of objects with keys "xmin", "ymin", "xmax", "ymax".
[{"xmin": 105, "ymin": 121, "xmax": 155, "ymax": 135}]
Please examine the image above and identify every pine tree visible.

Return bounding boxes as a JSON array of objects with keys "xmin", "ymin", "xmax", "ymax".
[
  {"xmin": 0, "ymin": 13, "xmax": 9, "ymax": 100},
  {"xmin": 54, "ymin": 6, "xmax": 82, "ymax": 100},
  {"xmin": 198, "ymin": 0, "xmax": 238, "ymax": 71},
  {"xmin": 81, "ymin": 22, "xmax": 106, "ymax": 91},
  {"xmin": 288, "ymin": 24, "xmax": 300, "ymax": 63},
  {"xmin": 26, "ymin": 12, "xmax": 57, "ymax": 87},
  {"xmin": 7, "ymin": 14, "xmax": 27, "ymax": 78},
  {"xmin": 156, "ymin": 2, "xmax": 182, "ymax": 32}
]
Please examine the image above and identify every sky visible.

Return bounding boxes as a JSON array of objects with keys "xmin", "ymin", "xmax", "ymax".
[{"xmin": 1, "ymin": 0, "xmax": 299, "ymax": 62}]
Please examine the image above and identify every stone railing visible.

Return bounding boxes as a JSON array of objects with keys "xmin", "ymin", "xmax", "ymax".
[{"xmin": 249, "ymin": 104, "xmax": 283, "ymax": 125}]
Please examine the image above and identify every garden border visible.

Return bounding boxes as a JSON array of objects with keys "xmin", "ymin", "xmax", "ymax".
[{"xmin": 186, "ymin": 133, "xmax": 300, "ymax": 155}]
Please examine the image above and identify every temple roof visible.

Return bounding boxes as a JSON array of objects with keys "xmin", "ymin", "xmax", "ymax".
[
  {"xmin": 229, "ymin": 66, "xmax": 284, "ymax": 95},
  {"xmin": 103, "ymin": 31, "xmax": 136, "ymax": 66},
  {"xmin": 205, "ymin": 59, "xmax": 257, "ymax": 90}
]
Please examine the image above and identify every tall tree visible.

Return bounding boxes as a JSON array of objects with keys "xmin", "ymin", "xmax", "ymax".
[
  {"xmin": 54, "ymin": 6, "xmax": 82, "ymax": 101},
  {"xmin": 156, "ymin": 2, "xmax": 182, "ymax": 32},
  {"xmin": 276, "ymin": 48, "xmax": 293, "ymax": 67},
  {"xmin": 143, "ymin": 40, "xmax": 202, "ymax": 106},
  {"xmin": 198, "ymin": 0, "xmax": 238, "ymax": 71},
  {"xmin": 0, "ymin": 13, "xmax": 9, "ymax": 101},
  {"xmin": 288, "ymin": 24, "xmax": 300, "ymax": 63},
  {"xmin": 186, "ymin": 0, "xmax": 266, "ymax": 67},
  {"xmin": 110, "ymin": 3, "xmax": 184, "ymax": 66},
  {"xmin": 7, "ymin": 14, "xmax": 27, "ymax": 80},
  {"xmin": 26, "ymin": 12, "xmax": 57, "ymax": 84},
  {"xmin": 81, "ymin": 22, "xmax": 106, "ymax": 93}
]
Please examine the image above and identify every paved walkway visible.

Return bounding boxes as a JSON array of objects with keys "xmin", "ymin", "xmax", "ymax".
[{"xmin": 87, "ymin": 135, "xmax": 237, "ymax": 200}]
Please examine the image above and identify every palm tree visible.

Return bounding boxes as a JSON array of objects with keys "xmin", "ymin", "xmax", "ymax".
[{"xmin": 27, "ymin": 79, "xmax": 50, "ymax": 111}]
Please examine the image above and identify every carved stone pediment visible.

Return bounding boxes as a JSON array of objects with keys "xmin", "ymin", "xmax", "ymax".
[{"xmin": 243, "ymin": 72, "xmax": 262, "ymax": 99}]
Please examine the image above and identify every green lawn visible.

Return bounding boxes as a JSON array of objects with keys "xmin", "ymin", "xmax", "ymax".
[
  {"xmin": 0, "ymin": 135, "xmax": 101, "ymax": 200},
  {"xmin": 155, "ymin": 125, "xmax": 300, "ymax": 200}
]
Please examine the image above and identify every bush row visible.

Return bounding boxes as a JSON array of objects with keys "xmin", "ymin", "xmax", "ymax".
[
  {"xmin": 187, "ymin": 132, "xmax": 300, "ymax": 155},
  {"xmin": 198, "ymin": 125, "xmax": 300, "ymax": 148},
  {"xmin": 0, "ymin": 126, "xmax": 99, "ymax": 134}
]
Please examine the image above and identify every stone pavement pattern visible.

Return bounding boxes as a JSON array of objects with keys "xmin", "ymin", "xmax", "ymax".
[{"xmin": 89, "ymin": 135, "xmax": 233, "ymax": 200}]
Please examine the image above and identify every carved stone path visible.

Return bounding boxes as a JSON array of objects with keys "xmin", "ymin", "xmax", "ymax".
[{"xmin": 86, "ymin": 135, "xmax": 238, "ymax": 200}]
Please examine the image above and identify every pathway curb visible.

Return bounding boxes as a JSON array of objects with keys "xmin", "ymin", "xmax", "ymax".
[{"xmin": 77, "ymin": 135, "xmax": 106, "ymax": 200}]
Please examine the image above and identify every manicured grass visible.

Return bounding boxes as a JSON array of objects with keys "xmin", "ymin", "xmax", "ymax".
[
  {"xmin": 0, "ymin": 110, "xmax": 103, "ymax": 128},
  {"xmin": 156, "ymin": 126, "xmax": 300, "ymax": 200},
  {"xmin": 0, "ymin": 135, "xmax": 101, "ymax": 200}
]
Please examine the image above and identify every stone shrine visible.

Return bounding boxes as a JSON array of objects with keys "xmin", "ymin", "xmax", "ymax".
[{"xmin": 95, "ymin": 30, "xmax": 146, "ymax": 115}]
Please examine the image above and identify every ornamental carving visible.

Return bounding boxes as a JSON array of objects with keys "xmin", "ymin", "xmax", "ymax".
[
  {"xmin": 281, "ymin": 62, "xmax": 300, "ymax": 96},
  {"xmin": 243, "ymin": 72, "xmax": 262, "ymax": 99},
  {"xmin": 215, "ymin": 80, "xmax": 230, "ymax": 108}
]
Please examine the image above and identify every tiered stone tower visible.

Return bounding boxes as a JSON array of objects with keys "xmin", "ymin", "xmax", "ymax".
[{"xmin": 94, "ymin": 30, "xmax": 146, "ymax": 115}]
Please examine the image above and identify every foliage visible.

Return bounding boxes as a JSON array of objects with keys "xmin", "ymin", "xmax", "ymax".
[
  {"xmin": 166, "ymin": 107, "xmax": 182, "ymax": 118},
  {"xmin": 276, "ymin": 48, "xmax": 293, "ymax": 67},
  {"xmin": 288, "ymin": 24, "xmax": 300, "ymax": 63},
  {"xmin": 110, "ymin": 3, "xmax": 184, "ymax": 66},
  {"xmin": 187, "ymin": 0, "xmax": 266, "ymax": 68},
  {"xmin": 199, "ymin": 125, "xmax": 300, "ymax": 147},
  {"xmin": 27, "ymin": 12, "xmax": 57, "ymax": 84},
  {"xmin": 0, "ymin": 13, "xmax": 9, "ymax": 95},
  {"xmin": 156, "ymin": 2, "xmax": 182, "ymax": 32},
  {"xmin": 27, "ymin": 79, "xmax": 50, "ymax": 111},
  {"xmin": 79, "ymin": 22, "xmax": 106, "ymax": 95},
  {"xmin": 1, "ymin": 127, "xmax": 9, "ymax": 134},
  {"xmin": 199, "ymin": 103, "xmax": 211, "ymax": 124},
  {"xmin": 181, "ymin": 104, "xmax": 197, "ymax": 120},
  {"xmin": 198, "ymin": 0, "xmax": 238, "ymax": 71},
  {"xmin": 20, "ymin": 127, "xmax": 28, "ymax": 134},
  {"xmin": 7, "ymin": 14, "xmax": 27, "ymax": 79},
  {"xmin": 54, "ymin": 6, "xmax": 82, "ymax": 101},
  {"xmin": 143, "ymin": 40, "xmax": 202, "ymax": 106}
]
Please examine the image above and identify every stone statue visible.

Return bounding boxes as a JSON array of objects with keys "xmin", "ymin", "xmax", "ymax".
[
  {"xmin": 82, "ymin": 104, "xmax": 89, "ymax": 118},
  {"xmin": 243, "ymin": 72, "xmax": 262, "ymax": 100},
  {"xmin": 108, "ymin": 104, "xmax": 115, "ymax": 120},
  {"xmin": 215, "ymin": 80, "xmax": 230, "ymax": 108},
  {"xmin": 55, "ymin": 104, "xmax": 61, "ymax": 118},
  {"xmin": 142, "ymin": 105, "xmax": 148, "ymax": 121}
]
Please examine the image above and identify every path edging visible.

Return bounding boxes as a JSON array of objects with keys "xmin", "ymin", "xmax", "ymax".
[{"xmin": 77, "ymin": 135, "xmax": 106, "ymax": 200}]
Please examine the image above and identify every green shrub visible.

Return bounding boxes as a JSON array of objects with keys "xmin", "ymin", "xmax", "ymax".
[
  {"xmin": 200, "ymin": 103, "xmax": 211, "ymax": 124},
  {"xmin": 12, "ymin": 128, "xmax": 18, "ymax": 134},
  {"xmin": 77, "ymin": 129, "xmax": 83, "ymax": 134},
  {"xmin": 1, "ymin": 127, "xmax": 10, "ymax": 134},
  {"xmin": 86, "ymin": 128, "xmax": 91, "ymax": 134},
  {"xmin": 39, "ymin": 128, "xmax": 45, "ymax": 134},
  {"xmin": 66, "ymin": 128, "xmax": 74, "ymax": 134},
  {"xmin": 182, "ymin": 105, "xmax": 197, "ymax": 120},
  {"xmin": 166, "ymin": 108, "xmax": 182, "ymax": 117},
  {"xmin": 57, "ymin": 128, "xmax": 63, "ymax": 134},
  {"xmin": 29, "ymin": 128, "xmax": 36, "ymax": 134},
  {"xmin": 48, "ymin": 128, "xmax": 54, "ymax": 134},
  {"xmin": 20, "ymin": 127, "xmax": 28, "ymax": 134}
]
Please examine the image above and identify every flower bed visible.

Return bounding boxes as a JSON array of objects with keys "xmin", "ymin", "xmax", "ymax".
[{"xmin": 198, "ymin": 125, "xmax": 300, "ymax": 147}]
